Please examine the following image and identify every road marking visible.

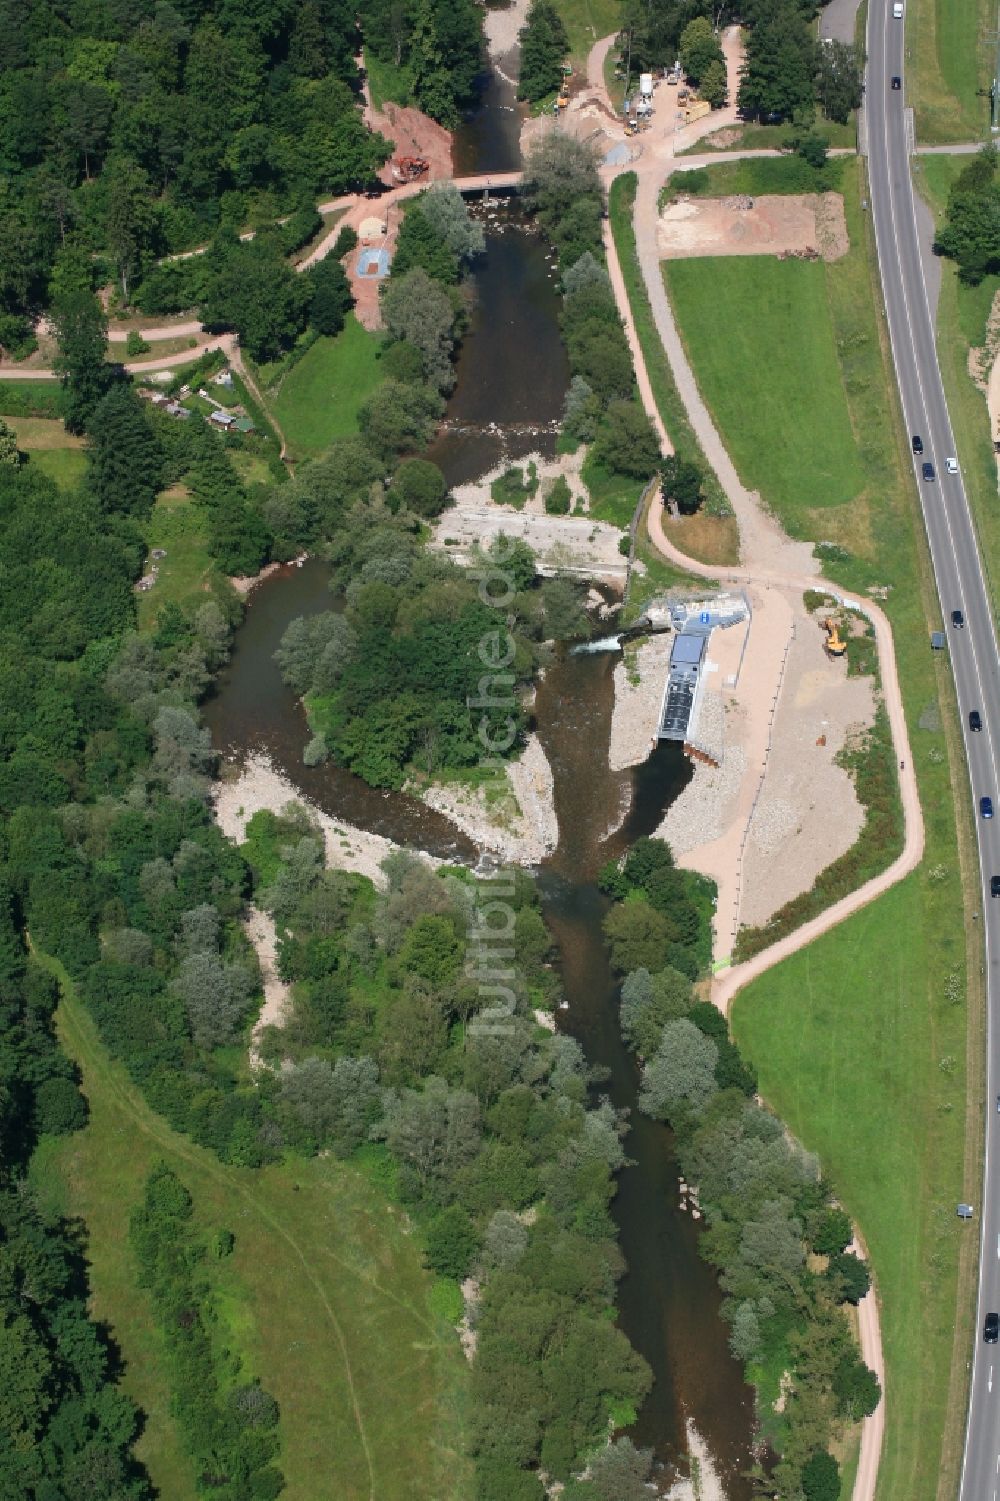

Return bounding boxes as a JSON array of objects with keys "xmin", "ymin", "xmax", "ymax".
[{"xmin": 989, "ymin": 1364, "xmax": 993, "ymax": 1393}]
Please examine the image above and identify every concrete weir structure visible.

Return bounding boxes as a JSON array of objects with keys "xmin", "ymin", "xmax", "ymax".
[{"xmin": 649, "ymin": 594, "xmax": 750, "ymax": 759}]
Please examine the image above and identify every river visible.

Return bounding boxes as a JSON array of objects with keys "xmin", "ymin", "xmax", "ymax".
[{"xmin": 204, "ymin": 23, "xmax": 757, "ymax": 1494}]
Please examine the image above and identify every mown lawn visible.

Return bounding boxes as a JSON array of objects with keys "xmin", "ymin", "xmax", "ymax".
[
  {"xmin": 273, "ymin": 317, "xmax": 384, "ymax": 460},
  {"xmin": 910, "ymin": 0, "xmax": 992, "ymax": 144},
  {"xmin": 4, "ymin": 414, "xmax": 88, "ymax": 490},
  {"xmin": 665, "ymin": 256, "xmax": 865, "ymax": 523},
  {"xmin": 33, "ymin": 959, "xmax": 472, "ymax": 1501},
  {"xmin": 659, "ymin": 158, "xmax": 975, "ymax": 1498},
  {"xmin": 732, "ymin": 869, "xmax": 973, "ymax": 1501}
]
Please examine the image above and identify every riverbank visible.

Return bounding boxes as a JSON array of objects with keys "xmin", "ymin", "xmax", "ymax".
[
  {"xmin": 212, "ymin": 751, "xmax": 436, "ymax": 887},
  {"xmin": 608, "ymin": 634, "xmax": 671, "ymax": 771},
  {"xmin": 421, "ymin": 732, "xmax": 558, "ymax": 865}
]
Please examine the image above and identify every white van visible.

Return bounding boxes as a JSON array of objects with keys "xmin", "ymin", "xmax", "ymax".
[{"xmin": 892, "ymin": 2, "xmax": 903, "ymax": 15}]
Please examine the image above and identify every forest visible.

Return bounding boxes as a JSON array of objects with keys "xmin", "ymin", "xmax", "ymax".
[{"xmin": 0, "ymin": 0, "xmax": 483, "ymax": 354}]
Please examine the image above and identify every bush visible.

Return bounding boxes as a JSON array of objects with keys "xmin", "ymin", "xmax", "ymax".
[
  {"xmin": 34, "ymin": 1075, "xmax": 87, "ymax": 1135},
  {"xmin": 333, "ymin": 224, "xmax": 359, "ymax": 259},
  {"xmin": 545, "ymin": 474, "xmax": 571, "ymax": 514},
  {"xmin": 425, "ymin": 1204, "xmax": 479, "ymax": 1278},
  {"xmin": 125, "ymin": 330, "xmax": 151, "ymax": 357},
  {"xmin": 391, "ymin": 457, "xmax": 448, "ymax": 517}
]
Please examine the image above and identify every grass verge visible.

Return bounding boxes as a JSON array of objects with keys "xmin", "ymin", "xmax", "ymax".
[
  {"xmin": 33, "ymin": 954, "xmax": 472, "ymax": 1501},
  {"xmin": 607, "ymin": 173, "xmax": 730, "ymax": 527},
  {"xmin": 914, "ymin": 155, "xmax": 1000, "ymax": 620},
  {"xmin": 677, "ymin": 117, "xmax": 856, "ymax": 153},
  {"xmin": 363, "ymin": 50, "xmax": 412, "ymax": 110},
  {"xmin": 701, "ymin": 158, "xmax": 977, "ymax": 1501},
  {"xmin": 272, "ymin": 317, "xmax": 384, "ymax": 460},
  {"xmin": 668, "ymin": 153, "xmax": 845, "ymax": 199},
  {"xmin": 910, "ymin": 0, "xmax": 992, "ymax": 144}
]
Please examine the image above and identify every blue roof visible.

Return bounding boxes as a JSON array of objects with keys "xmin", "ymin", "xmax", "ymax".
[{"xmin": 670, "ymin": 633, "xmax": 706, "ymax": 666}]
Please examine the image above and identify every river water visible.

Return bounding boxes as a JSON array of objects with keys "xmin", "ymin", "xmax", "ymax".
[{"xmin": 203, "ymin": 26, "xmax": 757, "ymax": 1494}]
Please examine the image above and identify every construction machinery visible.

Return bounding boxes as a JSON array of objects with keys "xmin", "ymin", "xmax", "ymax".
[
  {"xmin": 821, "ymin": 618, "xmax": 847, "ymax": 658},
  {"xmin": 391, "ymin": 156, "xmax": 428, "ymax": 182}
]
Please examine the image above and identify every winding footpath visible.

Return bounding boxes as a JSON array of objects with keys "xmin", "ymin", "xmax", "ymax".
[{"xmin": 588, "ymin": 33, "xmax": 894, "ymax": 1501}]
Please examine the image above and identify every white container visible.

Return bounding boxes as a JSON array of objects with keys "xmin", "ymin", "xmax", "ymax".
[{"xmin": 639, "ymin": 72, "xmax": 654, "ymax": 98}]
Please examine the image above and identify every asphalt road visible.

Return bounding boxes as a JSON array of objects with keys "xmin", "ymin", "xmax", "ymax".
[{"xmin": 865, "ymin": 5, "xmax": 1000, "ymax": 1496}]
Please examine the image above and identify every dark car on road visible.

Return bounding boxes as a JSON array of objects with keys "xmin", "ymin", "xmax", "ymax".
[
  {"xmin": 982, "ymin": 797, "xmax": 994, "ymax": 820},
  {"xmin": 986, "ymin": 1312, "xmax": 999, "ymax": 1342},
  {"xmin": 952, "ymin": 610, "xmax": 964, "ymax": 628},
  {"xmin": 891, "ymin": 75, "xmax": 901, "ymax": 89},
  {"xmin": 991, "ymin": 876, "xmax": 1000, "ymax": 897},
  {"xmin": 971, "ymin": 710, "xmax": 983, "ymax": 731},
  {"xmin": 912, "ymin": 435, "xmax": 923, "ymax": 453},
  {"xmin": 922, "ymin": 461, "xmax": 936, "ymax": 481}
]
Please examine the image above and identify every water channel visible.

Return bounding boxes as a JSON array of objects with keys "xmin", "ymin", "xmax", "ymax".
[{"xmin": 204, "ymin": 25, "xmax": 757, "ymax": 1493}]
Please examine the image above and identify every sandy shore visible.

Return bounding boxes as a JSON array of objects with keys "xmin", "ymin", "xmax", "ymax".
[
  {"xmin": 608, "ymin": 634, "xmax": 672, "ymax": 771},
  {"xmin": 244, "ymin": 904, "xmax": 292, "ymax": 1070},
  {"xmin": 213, "ymin": 752, "xmax": 438, "ymax": 888},
  {"xmin": 664, "ymin": 1420, "xmax": 727, "ymax": 1501},
  {"xmin": 422, "ymin": 733, "xmax": 558, "ymax": 865}
]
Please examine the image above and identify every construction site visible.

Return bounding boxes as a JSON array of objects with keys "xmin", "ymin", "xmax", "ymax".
[{"xmin": 609, "ymin": 588, "xmax": 877, "ymax": 947}]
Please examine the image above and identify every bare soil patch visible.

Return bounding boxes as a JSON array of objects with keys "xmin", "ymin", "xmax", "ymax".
[
  {"xmin": 657, "ymin": 192, "xmax": 849, "ymax": 263},
  {"xmin": 368, "ymin": 102, "xmax": 454, "ymax": 183}
]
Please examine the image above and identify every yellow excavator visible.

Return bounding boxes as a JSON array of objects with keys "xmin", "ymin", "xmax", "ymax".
[{"xmin": 821, "ymin": 618, "xmax": 847, "ymax": 658}]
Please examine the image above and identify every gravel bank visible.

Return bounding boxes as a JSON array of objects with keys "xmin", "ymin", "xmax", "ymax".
[
  {"xmin": 423, "ymin": 733, "xmax": 558, "ymax": 865},
  {"xmin": 244, "ymin": 904, "xmax": 291, "ymax": 1071},
  {"xmin": 656, "ymin": 712, "xmax": 745, "ymax": 857},
  {"xmin": 484, "ymin": 0, "xmax": 529, "ymax": 58},
  {"xmin": 213, "ymin": 752, "xmax": 438, "ymax": 888},
  {"xmin": 608, "ymin": 634, "xmax": 671, "ymax": 771}
]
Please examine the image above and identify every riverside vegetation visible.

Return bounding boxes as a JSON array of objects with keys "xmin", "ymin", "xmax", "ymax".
[{"xmin": 600, "ymin": 840, "xmax": 881, "ymax": 1499}]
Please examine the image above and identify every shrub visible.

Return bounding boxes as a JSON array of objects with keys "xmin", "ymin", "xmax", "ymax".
[
  {"xmin": 545, "ymin": 475, "xmax": 571, "ymax": 514},
  {"xmin": 34, "ymin": 1075, "xmax": 88, "ymax": 1135}
]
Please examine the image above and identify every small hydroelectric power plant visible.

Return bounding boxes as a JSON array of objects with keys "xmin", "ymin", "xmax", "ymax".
[{"xmin": 574, "ymin": 594, "xmax": 751, "ymax": 751}]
